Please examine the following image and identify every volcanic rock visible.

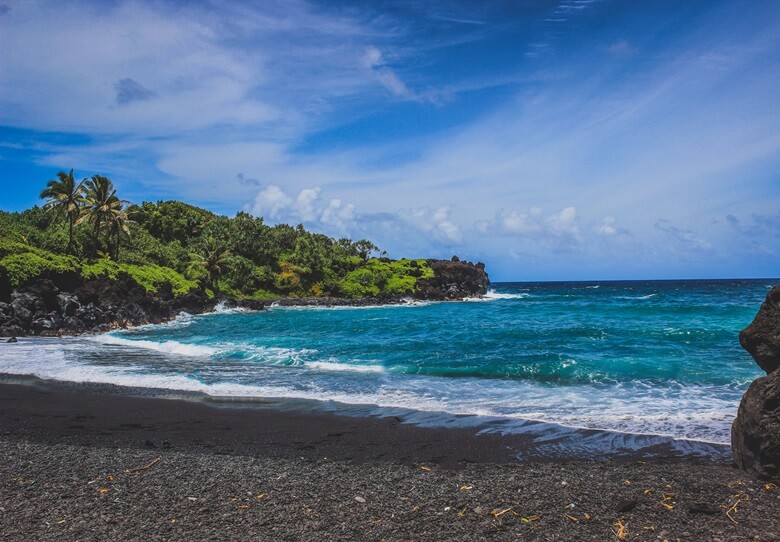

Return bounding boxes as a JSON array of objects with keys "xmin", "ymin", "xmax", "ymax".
[
  {"xmin": 731, "ymin": 367, "xmax": 780, "ymax": 480},
  {"xmin": 732, "ymin": 284, "xmax": 780, "ymax": 480},
  {"xmin": 739, "ymin": 285, "xmax": 780, "ymax": 375},
  {"xmin": 415, "ymin": 259, "xmax": 489, "ymax": 300}
]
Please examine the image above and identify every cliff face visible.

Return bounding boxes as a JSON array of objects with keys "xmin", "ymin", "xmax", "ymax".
[
  {"xmin": 415, "ymin": 259, "xmax": 490, "ymax": 300},
  {"xmin": 732, "ymin": 285, "xmax": 780, "ymax": 481}
]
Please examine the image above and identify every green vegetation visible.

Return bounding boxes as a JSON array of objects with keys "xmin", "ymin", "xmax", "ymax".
[
  {"xmin": 1, "ymin": 170, "xmax": 433, "ymax": 299},
  {"xmin": 340, "ymin": 259, "xmax": 434, "ymax": 298},
  {"xmin": 81, "ymin": 260, "xmax": 198, "ymax": 296}
]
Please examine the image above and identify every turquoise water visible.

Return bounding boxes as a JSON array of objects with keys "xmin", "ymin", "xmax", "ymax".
[{"xmin": 0, "ymin": 279, "xmax": 773, "ymax": 445}]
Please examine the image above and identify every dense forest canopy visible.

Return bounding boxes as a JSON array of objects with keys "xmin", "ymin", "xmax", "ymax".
[{"xmin": 0, "ymin": 171, "xmax": 439, "ymax": 299}]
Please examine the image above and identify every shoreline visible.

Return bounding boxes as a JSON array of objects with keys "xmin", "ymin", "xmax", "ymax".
[
  {"xmin": 0, "ymin": 375, "xmax": 730, "ymax": 464},
  {"xmin": 0, "ymin": 292, "xmax": 462, "ymax": 339},
  {"xmin": 2, "ymin": 377, "xmax": 779, "ymax": 540},
  {"xmin": 0, "ymin": 377, "xmax": 531, "ymax": 467}
]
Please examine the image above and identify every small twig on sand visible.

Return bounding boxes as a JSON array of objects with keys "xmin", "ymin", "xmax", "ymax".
[
  {"xmin": 490, "ymin": 507, "xmax": 513, "ymax": 518},
  {"xmin": 613, "ymin": 519, "xmax": 628, "ymax": 540},
  {"xmin": 725, "ymin": 494, "xmax": 749, "ymax": 525},
  {"xmin": 126, "ymin": 457, "xmax": 161, "ymax": 474}
]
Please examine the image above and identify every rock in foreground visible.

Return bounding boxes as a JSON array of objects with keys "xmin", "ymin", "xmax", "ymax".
[
  {"xmin": 739, "ymin": 285, "xmax": 780, "ymax": 375},
  {"xmin": 732, "ymin": 367, "xmax": 780, "ymax": 480},
  {"xmin": 732, "ymin": 284, "xmax": 780, "ymax": 480}
]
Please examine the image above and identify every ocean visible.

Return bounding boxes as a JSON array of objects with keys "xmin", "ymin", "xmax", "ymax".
[{"xmin": 1, "ymin": 279, "xmax": 774, "ymax": 457}]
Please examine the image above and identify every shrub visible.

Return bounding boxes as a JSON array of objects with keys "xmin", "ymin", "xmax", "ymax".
[
  {"xmin": 0, "ymin": 251, "xmax": 79, "ymax": 287},
  {"xmin": 82, "ymin": 259, "xmax": 197, "ymax": 296},
  {"xmin": 339, "ymin": 258, "xmax": 432, "ymax": 298}
]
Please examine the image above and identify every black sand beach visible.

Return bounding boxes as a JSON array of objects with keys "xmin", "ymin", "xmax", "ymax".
[{"xmin": 1, "ymin": 379, "xmax": 779, "ymax": 541}]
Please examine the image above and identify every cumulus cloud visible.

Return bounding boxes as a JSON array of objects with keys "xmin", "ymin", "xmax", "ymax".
[
  {"xmin": 596, "ymin": 216, "xmax": 630, "ymax": 236},
  {"xmin": 246, "ymin": 185, "xmax": 464, "ymax": 252},
  {"xmin": 320, "ymin": 198, "xmax": 356, "ymax": 231},
  {"xmin": 294, "ymin": 187, "xmax": 321, "ymax": 221},
  {"xmin": 249, "ymin": 185, "xmax": 357, "ymax": 235},
  {"xmin": 547, "ymin": 206, "xmax": 580, "ymax": 238},
  {"xmin": 400, "ymin": 205, "xmax": 463, "ymax": 244},
  {"xmin": 250, "ymin": 185, "xmax": 291, "ymax": 219},
  {"xmin": 477, "ymin": 206, "xmax": 581, "ymax": 246}
]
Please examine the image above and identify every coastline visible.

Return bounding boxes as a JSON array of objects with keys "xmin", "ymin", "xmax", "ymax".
[
  {"xmin": 0, "ymin": 375, "xmax": 730, "ymax": 464},
  {"xmin": 0, "ymin": 257, "xmax": 490, "ymax": 338},
  {"xmin": 2, "ymin": 377, "xmax": 779, "ymax": 540}
]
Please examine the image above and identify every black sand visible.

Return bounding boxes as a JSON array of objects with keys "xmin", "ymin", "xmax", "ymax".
[{"xmin": 1, "ymin": 379, "xmax": 779, "ymax": 541}]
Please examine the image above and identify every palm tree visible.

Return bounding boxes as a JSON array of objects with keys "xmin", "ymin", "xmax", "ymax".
[
  {"xmin": 78, "ymin": 175, "xmax": 124, "ymax": 257},
  {"xmin": 39, "ymin": 169, "xmax": 84, "ymax": 254},
  {"xmin": 105, "ymin": 204, "xmax": 134, "ymax": 262},
  {"xmin": 190, "ymin": 238, "xmax": 231, "ymax": 292}
]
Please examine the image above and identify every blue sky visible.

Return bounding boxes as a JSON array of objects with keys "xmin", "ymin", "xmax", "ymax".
[{"xmin": 1, "ymin": 0, "xmax": 779, "ymax": 281}]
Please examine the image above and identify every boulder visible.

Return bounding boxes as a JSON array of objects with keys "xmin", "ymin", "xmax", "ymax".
[
  {"xmin": 739, "ymin": 285, "xmax": 780, "ymax": 375},
  {"xmin": 732, "ymin": 284, "xmax": 780, "ymax": 480},
  {"xmin": 731, "ymin": 368, "xmax": 780, "ymax": 480},
  {"xmin": 10, "ymin": 293, "xmax": 35, "ymax": 326},
  {"xmin": 57, "ymin": 293, "xmax": 81, "ymax": 317},
  {"xmin": 31, "ymin": 312, "xmax": 63, "ymax": 335},
  {"xmin": 74, "ymin": 303, "xmax": 107, "ymax": 329},
  {"xmin": 0, "ymin": 325, "xmax": 25, "ymax": 338}
]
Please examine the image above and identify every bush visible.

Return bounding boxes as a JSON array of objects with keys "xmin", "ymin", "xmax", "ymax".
[
  {"xmin": 0, "ymin": 251, "xmax": 79, "ymax": 287},
  {"xmin": 82, "ymin": 259, "xmax": 197, "ymax": 296},
  {"xmin": 274, "ymin": 261, "xmax": 302, "ymax": 294},
  {"xmin": 339, "ymin": 258, "xmax": 433, "ymax": 298}
]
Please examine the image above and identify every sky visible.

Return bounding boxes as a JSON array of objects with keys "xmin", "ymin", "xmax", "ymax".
[{"xmin": 1, "ymin": 0, "xmax": 779, "ymax": 281}]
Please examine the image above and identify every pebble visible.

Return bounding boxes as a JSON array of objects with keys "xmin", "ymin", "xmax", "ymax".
[{"xmin": 1, "ymin": 437, "xmax": 778, "ymax": 541}]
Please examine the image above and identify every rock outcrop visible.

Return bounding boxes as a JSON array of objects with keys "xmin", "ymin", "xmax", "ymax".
[
  {"xmin": 415, "ymin": 259, "xmax": 489, "ymax": 300},
  {"xmin": 732, "ymin": 285, "xmax": 780, "ymax": 480},
  {"xmin": 0, "ymin": 273, "xmax": 216, "ymax": 337}
]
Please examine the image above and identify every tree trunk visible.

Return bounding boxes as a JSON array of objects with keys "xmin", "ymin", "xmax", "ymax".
[
  {"xmin": 93, "ymin": 219, "xmax": 101, "ymax": 257},
  {"xmin": 67, "ymin": 217, "xmax": 74, "ymax": 255}
]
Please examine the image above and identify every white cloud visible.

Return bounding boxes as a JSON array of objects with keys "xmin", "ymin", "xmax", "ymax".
[
  {"xmin": 596, "ymin": 216, "xmax": 631, "ymax": 236},
  {"xmin": 246, "ymin": 184, "xmax": 463, "ymax": 251},
  {"xmin": 0, "ymin": 1, "xmax": 398, "ymax": 135},
  {"xmin": 362, "ymin": 45, "xmax": 413, "ymax": 99},
  {"xmin": 251, "ymin": 185, "xmax": 291, "ymax": 219},
  {"xmin": 294, "ymin": 187, "xmax": 321, "ymax": 221},
  {"xmin": 320, "ymin": 198, "xmax": 356, "ymax": 232},
  {"xmin": 400, "ymin": 206, "xmax": 463, "ymax": 244},
  {"xmin": 596, "ymin": 216, "xmax": 618, "ymax": 235},
  {"xmin": 477, "ymin": 206, "xmax": 581, "ymax": 246},
  {"xmin": 249, "ymin": 185, "xmax": 358, "ymax": 235}
]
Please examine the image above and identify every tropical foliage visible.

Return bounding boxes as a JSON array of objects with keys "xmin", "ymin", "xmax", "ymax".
[
  {"xmin": 39, "ymin": 169, "xmax": 83, "ymax": 254},
  {"xmin": 1, "ymin": 170, "xmax": 435, "ymax": 299}
]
